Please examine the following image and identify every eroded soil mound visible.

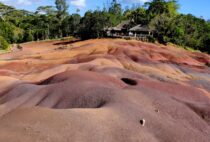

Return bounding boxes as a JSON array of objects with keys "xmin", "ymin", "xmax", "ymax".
[{"xmin": 0, "ymin": 39, "xmax": 210, "ymax": 142}]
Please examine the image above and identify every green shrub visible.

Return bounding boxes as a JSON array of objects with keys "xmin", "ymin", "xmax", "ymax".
[
  {"xmin": 148, "ymin": 35, "xmax": 155, "ymax": 43},
  {"xmin": 23, "ymin": 30, "xmax": 34, "ymax": 42},
  {"xmin": 0, "ymin": 36, "xmax": 9, "ymax": 50}
]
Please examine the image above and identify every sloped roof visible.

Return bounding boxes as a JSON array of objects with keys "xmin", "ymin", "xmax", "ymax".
[
  {"xmin": 115, "ymin": 20, "xmax": 130, "ymax": 29},
  {"xmin": 129, "ymin": 25, "xmax": 151, "ymax": 32},
  {"xmin": 106, "ymin": 20, "xmax": 130, "ymax": 31}
]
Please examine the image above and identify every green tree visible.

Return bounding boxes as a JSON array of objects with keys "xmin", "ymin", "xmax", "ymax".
[
  {"xmin": 125, "ymin": 7, "xmax": 148, "ymax": 25},
  {"xmin": 109, "ymin": 0, "xmax": 122, "ymax": 15},
  {"xmin": 55, "ymin": 0, "xmax": 68, "ymax": 18},
  {"xmin": 55, "ymin": 0, "xmax": 69, "ymax": 37},
  {"xmin": 149, "ymin": 13, "xmax": 173, "ymax": 44},
  {"xmin": 0, "ymin": 21, "xmax": 16, "ymax": 43},
  {"xmin": 0, "ymin": 36, "xmax": 9, "ymax": 50},
  {"xmin": 108, "ymin": 0, "xmax": 123, "ymax": 26},
  {"xmin": 167, "ymin": 0, "xmax": 179, "ymax": 15},
  {"xmin": 172, "ymin": 14, "xmax": 207, "ymax": 49},
  {"xmin": 78, "ymin": 10, "xmax": 110, "ymax": 39},
  {"xmin": 36, "ymin": 6, "xmax": 57, "ymax": 15},
  {"xmin": 146, "ymin": 0, "xmax": 179, "ymax": 18},
  {"xmin": 23, "ymin": 30, "xmax": 33, "ymax": 42},
  {"xmin": 62, "ymin": 14, "xmax": 81, "ymax": 36}
]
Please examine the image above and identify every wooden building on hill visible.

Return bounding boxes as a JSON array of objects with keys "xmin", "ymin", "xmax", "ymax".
[
  {"xmin": 128, "ymin": 25, "xmax": 153, "ymax": 41},
  {"xmin": 105, "ymin": 21, "xmax": 130, "ymax": 37},
  {"xmin": 105, "ymin": 22, "xmax": 153, "ymax": 41}
]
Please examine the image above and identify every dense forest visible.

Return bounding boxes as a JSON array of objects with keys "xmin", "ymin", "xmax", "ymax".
[{"xmin": 0, "ymin": 0, "xmax": 210, "ymax": 53}]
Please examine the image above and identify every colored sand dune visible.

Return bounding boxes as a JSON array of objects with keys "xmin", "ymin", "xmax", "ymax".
[{"xmin": 0, "ymin": 39, "xmax": 210, "ymax": 142}]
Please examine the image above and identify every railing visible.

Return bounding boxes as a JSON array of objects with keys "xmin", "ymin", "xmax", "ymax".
[{"xmin": 107, "ymin": 33, "xmax": 150, "ymax": 42}]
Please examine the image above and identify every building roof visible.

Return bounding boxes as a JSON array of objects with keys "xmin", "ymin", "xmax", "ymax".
[
  {"xmin": 106, "ymin": 20, "xmax": 130, "ymax": 31},
  {"xmin": 129, "ymin": 25, "xmax": 151, "ymax": 32},
  {"xmin": 115, "ymin": 20, "xmax": 130, "ymax": 29}
]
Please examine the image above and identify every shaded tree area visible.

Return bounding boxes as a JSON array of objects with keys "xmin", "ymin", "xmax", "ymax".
[
  {"xmin": 78, "ymin": 11, "xmax": 110, "ymax": 39},
  {"xmin": 0, "ymin": 0, "xmax": 210, "ymax": 53},
  {"xmin": 0, "ymin": 0, "xmax": 81, "ymax": 49},
  {"xmin": 145, "ymin": 0, "xmax": 209, "ymax": 53}
]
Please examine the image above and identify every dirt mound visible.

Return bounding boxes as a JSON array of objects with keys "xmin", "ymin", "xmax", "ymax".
[{"xmin": 0, "ymin": 39, "xmax": 210, "ymax": 142}]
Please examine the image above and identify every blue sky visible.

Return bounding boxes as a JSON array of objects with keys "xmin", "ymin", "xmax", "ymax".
[{"xmin": 0, "ymin": 0, "xmax": 209, "ymax": 20}]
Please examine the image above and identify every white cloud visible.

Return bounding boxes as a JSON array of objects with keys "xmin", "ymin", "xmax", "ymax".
[
  {"xmin": 70, "ymin": 0, "xmax": 86, "ymax": 8},
  {"xmin": 122, "ymin": 0, "xmax": 150, "ymax": 4},
  {"xmin": 0, "ymin": 0, "xmax": 10, "ymax": 3},
  {"xmin": 0, "ymin": 0, "xmax": 34, "ymax": 6},
  {"xmin": 0, "ymin": 0, "xmax": 8, "ymax": 2},
  {"xmin": 17, "ymin": 0, "xmax": 32, "ymax": 5},
  {"xmin": 0, "ymin": 0, "xmax": 150, "ymax": 9}
]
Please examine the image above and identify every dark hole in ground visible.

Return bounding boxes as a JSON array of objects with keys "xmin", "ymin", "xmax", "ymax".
[
  {"xmin": 37, "ymin": 76, "xmax": 67, "ymax": 85},
  {"xmin": 140, "ymin": 119, "xmax": 146, "ymax": 126},
  {"xmin": 37, "ymin": 77, "xmax": 53, "ymax": 85},
  {"xmin": 206, "ymin": 62, "xmax": 210, "ymax": 67},
  {"xmin": 130, "ymin": 56, "xmax": 139, "ymax": 62},
  {"xmin": 96, "ymin": 100, "xmax": 107, "ymax": 108},
  {"xmin": 121, "ymin": 78, "xmax": 137, "ymax": 86},
  {"xmin": 53, "ymin": 39, "xmax": 80, "ymax": 45}
]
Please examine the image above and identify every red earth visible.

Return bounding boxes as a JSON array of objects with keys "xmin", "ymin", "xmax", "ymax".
[{"xmin": 0, "ymin": 39, "xmax": 210, "ymax": 142}]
